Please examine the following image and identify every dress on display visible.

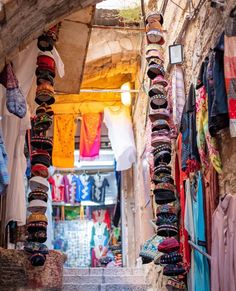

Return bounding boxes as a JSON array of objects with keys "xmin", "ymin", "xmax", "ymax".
[
  {"xmin": 104, "ymin": 105, "xmax": 136, "ymax": 171},
  {"xmin": 92, "ymin": 175, "xmax": 109, "ymax": 203}
]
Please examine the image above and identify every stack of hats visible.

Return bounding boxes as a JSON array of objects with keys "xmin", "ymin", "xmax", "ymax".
[
  {"xmin": 24, "ymin": 26, "xmax": 59, "ymax": 267},
  {"xmin": 144, "ymin": 11, "xmax": 186, "ymax": 282}
]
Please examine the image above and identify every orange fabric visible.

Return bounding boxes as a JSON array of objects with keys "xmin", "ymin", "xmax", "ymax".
[{"xmin": 52, "ymin": 114, "xmax": 76, "ymax": 168}]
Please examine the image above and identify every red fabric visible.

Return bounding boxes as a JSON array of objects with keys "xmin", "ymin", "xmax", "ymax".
[
  {"xmin": 175, "ymin": 133, "xmax": 191, "ymax": 269},
  {"xmin": 92, "ymin": 209, "xmax": 111, "ymax": 230},
  {"xmin": 37, "ymin": 55, "xmax": 55, "ymax": 71},
  {"xmin": 48, "ymin": 176, "xmax": 65, "ymax": 202}
]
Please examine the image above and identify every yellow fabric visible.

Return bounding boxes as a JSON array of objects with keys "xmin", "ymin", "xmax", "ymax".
[
  {"xmin": 52, "ymin": 114, "xmax": 76, "ymax": 168},
  {"xmin": 52, "ymin": 101, "xmax": 122, "ymax": 115}
]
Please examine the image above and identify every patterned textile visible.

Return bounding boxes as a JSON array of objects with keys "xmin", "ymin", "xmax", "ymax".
[
  {"xmin": 0, "ymin": 133, "xmax": 9, "ymax": 194},
  {"xmin": 196, "ymin": 86, "xmax": 222, "ymax": 174},
  {"xmin": 224, "ymin": 32, "xmax": 236, "ymax": 136},
  {"xmin": 52, "ymin": 114, "xmax": 76, "ymax": 167},
  {"xmin": 172, "ymin": 65, "xmax": 186, "ymax": 127},
  {"xmin": 80, "ymin": 113, "xmax": 102, "ymax": 160}
]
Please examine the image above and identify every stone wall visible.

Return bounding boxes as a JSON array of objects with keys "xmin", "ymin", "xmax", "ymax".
[{"xmin": 132, "ymin": 0, "xmax": 236, "ymax": 287}]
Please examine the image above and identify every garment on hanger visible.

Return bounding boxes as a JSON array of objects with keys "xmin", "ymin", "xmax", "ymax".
[
  {"xmin": 63, "ymin": 173, "xmax": 78, "ymax": 203},
  {"xmin": 0, "ymin": 132, "xmax": 9, "ymax": 194},
  {"xmin": 79, "ymin": 112, "xmax": 102, "ymax": 160},
  {"xmin": 180, "ymin": 84, "xmax": 200, "ymax": 174},
  {"xmin": 52, "ymin": 114, "xmax": 76, "ymax": 168},
  {"xmin": 78, "ymin": 174, "xmax": 95, "ymax": 201},
  {"xmin": 92, "ymin": 175, "xmax": 109, "ymax": 204},
  {"xmin": 48, "ymin": 173, "xmax": 65, "ymax": 202},
  {"xmin": 195, "ymin": 85, "xmax": 222, "ymax": 174},
  {"xmin": 211, "ymin": 194, "xmax": 236, "ymax": 291},
  {"xmin": 104, "ymin": 105, "xmax": 136, "ymax": 171},
  {"xmin": 171, "ymin": 65, "xmax": 186, "ymax": 127}
]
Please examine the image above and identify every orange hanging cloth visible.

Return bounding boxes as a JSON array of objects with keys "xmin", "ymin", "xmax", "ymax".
[
  {"xmin": 52, "ymin": 114, "xmax": 76, "ymax": 168},
  {"xmin": 80, "ymin": 113, "xmax": 102, "ymax": 160}
]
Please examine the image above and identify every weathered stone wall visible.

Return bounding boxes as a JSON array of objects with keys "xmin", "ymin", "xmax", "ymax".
[{"xmin": 132, "ymin": 0, "xmax": 236, "ymax": 287}]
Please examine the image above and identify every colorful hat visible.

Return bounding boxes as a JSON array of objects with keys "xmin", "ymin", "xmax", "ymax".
[
  {"xmin": 31, "ymin": 136, "xmax": 53, "ymax": 152},
  {"xmin": 158, "ymin": 237, "xmax": 180, "ymax": 253},
  {"xmin": 31, "ymin": 163, "xmax": 49, "ymax": 178},
  {"xmin": 145, "ymin": 11, "xmax": 164, "ymax": 26},
  {"xmin": 139, "ymin": 235, "xmax": 163, "ymax": 263},
  {"xmin": 36, "ymin": 103, "xmax": 47, "ymax": 115},
  {"xmin": 149, "ymin": 107, "xmax": 170, "ymax": 122},
  {"xmin": 27, "ymin": 212, "xmax": 48, "ymax": 224},
  {"xmin": 24, "ymin": 242, "xmax": 49, "ymax": 255},
  {"xmin": 33, "ymin": 113, "xmax": 52, "ymax": 132},
  {"xmin": 45, "ymin": 105, "xmax": 54, "ymax": 116},
  {"xmin": 36, "ymin": 70, "xmax": 54, "ymax": 86},
  {"xmin": 156, "ymin": 204, "xmax": 178, "ymax": 216},
  {"xmin": 151, "ymin": 133, "xmax": 171, "ymax": 149},
  {"xmin": 37, "ymin": 52, "xmax": 55, "ymax": 75},
  {"xmin": 28, "ymin": 200, "xmax": 47, "ymax": 214},
  {"xmin": 155, "ymin": 251, "xmax": 182, "ymax": 265},
  {"xmin": 145, "ymin": 44, "xmax": 164, "ymax": 54},
  {"xmin": 37, "ymin": 34, "xmax": 54, "ymax": 51},
  {"xmin": 154, "ymin": 163, "xmax": 171, "ymax": 175},
  {"xmin": 152, "ymin": 174, "xmax": 174, "ymax": 185},
  {"xmin": 154, "ymin": 189, "xmax": 176, "ymax": 205},
  {"xmin": 163, "ymin": 263, "xmax": 186, "ymax": 276},
  {"xmin": 166, "ymin": 278, "xmax": 187, "ymax": 290},
  {"xmin": 147, "ymin": 63, "xmax": 165, "ymax": 79},
  {"xmin": 29, "ymin": 176, "xmax": 49, "ymax": 192},
  {"xmin": 150, "ymin": 94, "xmax": 168, "ymax": 108},
  {"xmin": 28, "ymin": 189, "xmax": 48, "ymax": 203},
  {"xmin": 147, "ymin": 30, "xmax": 165, "ymax": 45},
  {"xmin": 156, "ymin": 213, "xmax": 178, "ymax": 226},
  {"xmin": 152, "ymin": 119, "xmax": 170, "ymax": 132},
  {"xmin": 152, "ymin": 75, "xmax": 168, "ymax": 87},
  {"xmin": 27, "ymin": 230, "xmax": 47, "ymax": 243},
  {"xmin": 29, "ymin": 253, "xmax": 47, "ymax": 266},
  {"xmin": 146, "ymin": 49, "xmax": 164, "ymax": 62},
  {"xmin": 27, "ymin": 221, "xmax": 48, "ymax": 233},
  {"xmin": 31, "ymin": 149, "xmax": 51, "ymax": 167}
]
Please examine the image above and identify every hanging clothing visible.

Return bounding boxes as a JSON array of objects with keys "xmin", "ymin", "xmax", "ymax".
[
  {"xmin": 79, "ymin": 112, "xmax": 102, "ymax": 160},
  {"xmin": 63, "ymin": 173, "xmax": 78, "ymax": 204},
  {"xmin": 172, "ymin": 65, "xmax": 186, "ymax": 127},
  {"xmin": 0, "ymin": 132, "xmax": 9, "ymax": 194},
  {"xmin": 90, "ymin": 221, "xmax": 109, "ymax": 248},
  {"xmin": 203, "ymin": 164, "xmax": 219, "ymax": 254},
  {"xmin": 78, "ymin": 174, "xmax": 95, "ymax": 201},
  {"xmin": 207, "ymin": 33, "xmax": 229, "ymax": 136},
  {"xmin": 48, "ymin": 174, "xmax": 65, "ymax": 202},
  {"xmin": 52, "ymin": 114, "xmax": 76, "ymax": 168},
  {"xmin": 192, "ymin": 172, "xmax": 210, "ymax": 291},
  {"xmin": 175, "ymin": 134, "xmax": 190, "ymax": 269},
  {"xmin": 180, "ymin": 84, "xmax": 200, "ymax": 174},
  {"xmin": 211, "ymin": 194, "xmax": 236, "ymax": 291},
  {"xmin": 104, "ymin": 105, "xmax": 136, "ymax": 171},
  {"xmin": 224, "ymin": 27, "xmax": 236, "ymax": 136},
  {"xmin": 195, "ymin": 86, "xmax": 222, "ymax": 174},
  {"xmin": 92, "ymin": 175, "xmax": 109, "ymax": 204}
]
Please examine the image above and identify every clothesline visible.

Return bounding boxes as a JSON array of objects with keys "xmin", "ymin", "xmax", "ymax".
[{"xmin": 188, "ymin": 240, "xmax": 212, "ymax": 261}]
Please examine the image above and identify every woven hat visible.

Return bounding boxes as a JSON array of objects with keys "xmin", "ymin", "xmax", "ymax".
[
  {"xmin": 152, "ymin": 75, "xmax": 168, "ymax": 87},
  {"xmin": 154, "ymin": 163, "xmax": 171, "ymax": 175},
  {"xmin": 163, "ymin": 263, "xmax": 186, "ymax": 276},
  {"xmin": 27, "ymin": 212, "xmax": 48, "ymax": 224},
  {"xmin": 152, "ymin": 119, "xmax": 170, "ymax": 132},
  {"xmin": 31, "ymin": 136, "xmax": 53, "ymax": 152},
  {"xmin": 149, "ymin": 107, "xmax": 170, "ymax": 122},
  {"xmin": 150, "ymin": 94, "xmax": 168, "ymax": 108},
  {"xmin": 31, "ymin": 163, "xmax": 49, "ymax": 178},
  {"xmin": 158, "ymin": 237, "xmax": 180, "ymax": 253},
  {"xmin": 29, "ymin": 176, "xmax": 49, "ymax": 192},
  {"xmin": 27, "ymin": 230, "xmax": 47, "ymax": 243},
  {"xmin": 28, "ymin": 189, "xmax": 48, "ymax": 203},
  {"xmin": 147, "ymin": 63, "xmax": 165, "ymax": 79}
]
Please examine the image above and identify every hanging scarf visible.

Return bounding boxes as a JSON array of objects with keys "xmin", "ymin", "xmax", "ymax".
[{"xmin": 80, "ymin": 113, "xmax": 102, "ymax": 160}]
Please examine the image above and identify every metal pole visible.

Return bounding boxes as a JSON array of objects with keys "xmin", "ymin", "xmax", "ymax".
[{"xmin": 188, "ymin": 240, "xmax": 212, "ymax": 261}]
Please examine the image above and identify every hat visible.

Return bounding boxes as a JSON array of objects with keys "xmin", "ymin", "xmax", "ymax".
[
  {"xmin": 27, "ymin": 230, "xmax": 47, "ymax": 243},
  {"xmin": 37, "ymin": 53, "xmax": 55, "ymax": 74},
  {"xmin": 146, "ymin": 49, "xmax": 164, "ymax": 62},
  {"xmin": 156, "ymin": 213, "xmax": 178, "ymax": 226},
  {"xmin": 31, "ymin": 136, "xmax": 53, "ymax": 152},
  {"xmin": 158, "ymin": 237, "xmax": 180, "ymax": 253},
  {"xmin": 145, "ymin": 11, "xmax": 164, "ymax": 26},
  {"xmin": 33, "ymin": 113, "xmax": 52, "ymax": 132},
  {"xmin": 46, "ymin": 24, "xmax": 60, "ymax": 41},
  {"xmin": 152, "ymin": 119, "xmax": 170, "ymax": 132},
  {"xmin": 29, "ymin": 253, "xmax": 47, "ymax": 266},
  {"xmin": 154, "ymin": 163, "xmax": 171, "ymax": 175},
  {"xmin": 28, "ymin": 200, "xmax": 47, "ymax": 214},
  {"xmin": 145, "ymin": 44, "xmax": 164, "ymax": 54},
  {"xmin": 157, "ymin": 224, "xmax": 178, "ymax": 237},
  {"xmin": 31, "ymin": 149, "xmax": 51, "ymax": 167},
  {"xmin": 149, "ymin": 84, "xmax": 166, "ymax": 97},
  {"xmin": 45, "ymin": 106, "xmax": 54, "ymax": 116},
  {"xmin": 146, "ymin": 21, "xmax": 163, "ymax": 33},
  {"xmin": 36, "ymin": 70, "xmax": 54, "ymax": 86},
  {"xmin": 154, "ymin": 189, "xmax": 176, "ymax": 205},
  {"xmin": 147, "ymin": 63, "xmax": 165, "ymax": 79},
  {"xmin": 28, "ymin": 189, "xmax": 48, "ymax": 203},
  {"xmin": 150, "ymin": 94, "xmax": 168, "ymax": 108},
  {"xmin": 139, "ymin": 235, "xmax": 163, "ymax": 263},
  {"xmin": 29, "ymin": 176, "xmax": 49, "ymax": 192},
  {"xmin": 166, "ymin": 278, "xmax": 187, "ymax": 290},
  {"xmin": 35, "ymin": 89, "xmax": 55, "ymax": 106},
  {"xmin": 152, "ymin": 174, "xmax": 174, "ymax": 185},
  {"xmin": 37, "ymin": 34, "xmax": 54, "ymax": 51},
  {"xmin": 31, "ymin": 164, "xmax": 49, "ymax": 179},
  {"xmin": 24, "ymin": 242, "xmax": 49, "ymax": 255},
  {"xmin": 149, "ymin": 107, "xmax": 170, "ymax": 122},
  {"xmin": 27, "ymin": 221, "xmax": 48, "ymax": 233},
  {"xmin": 156, "ymin": 204, "xmax": 178, "ymax": 216},
  {"xmin": 27, "ymin": 212, "xmax": 48, "ymax": 224},
  {"xmin": 36, "ymin": 103, "xmax": 47, "ymax": 115},
  {"xmin": 154, "ymin": 252, "xmax": 182, "ymax": 265},
  {"xmin": 163, "ymin": 263, "xmax": 186, "ymax": 276},
  {"xmin": 152, "ymin": 75, "xmax": 168, "ymax": 87},
  {"xmin": 147, "ymin": 30, "xmax": 165, "ymax": 45}
]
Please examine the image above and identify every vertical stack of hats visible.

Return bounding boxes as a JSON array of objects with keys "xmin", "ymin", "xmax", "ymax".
[
  {"xmin": 24, "ymin": 26, "xmax": 58, "ymax": 267},
  {"xmin": 145, "ymin": 12, "xmax": 186, "ymax": 279}
]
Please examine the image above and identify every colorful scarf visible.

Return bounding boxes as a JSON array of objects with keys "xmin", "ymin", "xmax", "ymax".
[{"xmin": 80, "ymin": 113, "xmax": 102, "ymax": 160}]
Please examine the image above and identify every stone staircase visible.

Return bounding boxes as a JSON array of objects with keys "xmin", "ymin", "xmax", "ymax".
[{"xmin": 63, "ymin": 267, "xmax": 148, "ymax": 291}]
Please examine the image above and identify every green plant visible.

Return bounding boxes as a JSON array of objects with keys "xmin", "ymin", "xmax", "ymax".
[{"xmin": 118, "ymin": 3, "xmax": 141, "ymax": 23}]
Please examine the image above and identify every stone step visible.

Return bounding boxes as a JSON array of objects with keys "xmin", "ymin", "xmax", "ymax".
[
  {"xmin": 63, "ymin": 267, "xmax": 144, "ymax": 276},
  {"xmin": 63, "ymin": 275, "xmax": 145, "ymax": 284},
  {"xmin": 63, "ymin": 283, "xmax": 148, "ymax": 291}
]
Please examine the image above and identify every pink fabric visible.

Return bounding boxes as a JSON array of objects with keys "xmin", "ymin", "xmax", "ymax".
[
  {"xmin": 211, "ymin": 194, "xmax": 236, "ymax": 291},
  {"xmin": 80, "ymin": 113, "xmax": 102, "ymax": 160}
]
